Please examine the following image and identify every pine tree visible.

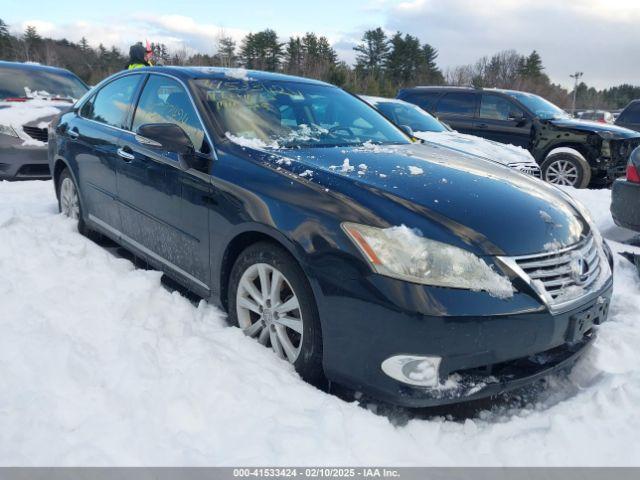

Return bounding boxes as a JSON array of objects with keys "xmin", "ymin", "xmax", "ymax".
[
  {"xmin": 353, "ymin": 27, "xmax": 389, "ymax": 75},
  {"xmin": 285, "ymin": 37, "xmax": 303, "ymax": 76},
  {"xmin": 0, "ymin": 18, "xmax": 10, "ymax": 58},
  {"xmin": 520, "ymin": 50, "xmax": 544, "ymax": 77},
  {"xmin": 0, "ymin": 18, "xmax": 8, "ymax": 38},
  {"xmin": 24, "ymin": 25, "xmax": 41, "ymax": 43},
  {"xmin": 217, "ymin": 36, "xmax": 236, "ymax": 67},
  {"xmin": 420, "ymin": 43, "xmax": 443, "ymax": 83},
  {"xmin": 240, "ymin": 30, "xmax": 282, "ymax": 71},
  {"xmin": 79, "ymin": 37, "xmax": 90, "ymax": 52}
]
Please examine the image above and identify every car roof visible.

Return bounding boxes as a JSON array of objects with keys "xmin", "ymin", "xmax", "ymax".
[
  {"xmin": 400, "ymin": 86, "xmax": 526, "ymax": 96},
  {"xmin": 130, "ymin": 66, "xmax": 333, "ymax": 86},
  {"xmin": 0, "ymin": 60, "xmax": 79, "ymax": 77}
]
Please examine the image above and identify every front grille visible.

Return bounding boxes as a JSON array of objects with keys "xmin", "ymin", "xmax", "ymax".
[
  {"xmin": 611, "ymin": 137, "xmax": 640, "ymax": 166},
  {"xmin": 513, "ymin": 235, "xmax": 601, "ymax": 304},
  {"xmin": 22, "ymin": 125, "xmax": 48, "ymax": 143}
]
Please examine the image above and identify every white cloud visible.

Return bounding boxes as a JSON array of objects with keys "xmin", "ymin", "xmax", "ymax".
[
  {"xmin": 384, "ymin": 0, "xmax": 640, "ymax": 89},
  {"xmin": 11, "ymin": 2, "xmax": 640, "ymax": 89}
]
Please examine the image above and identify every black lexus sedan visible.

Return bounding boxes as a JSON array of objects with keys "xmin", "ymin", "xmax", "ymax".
[
  {"xmin": 0, "ymin": 61, "xmax": 88, "ymax": 180},
  {"xmin": 49, "ymin": 67, "xmax": 614, "ymax": 407}
]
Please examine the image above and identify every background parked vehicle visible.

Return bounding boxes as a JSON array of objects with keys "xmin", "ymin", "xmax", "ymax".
[
  {"xmin": 576, "ymin": 110, "xmax": 615, "ymax": 124},
  {"xmin": 50, "ymin": 66, "xmax": 614, "ymax": 408},
  {"xmin": 611, "ymin": 146, "xmax": 640, "ymax": 232},
  {"xmin": 615, "ymin": 100, "xmax": 640, "ymax": 133},
  {"xmin": 397, "ymin": 86, "xmax": 640, "ymax": 188},
  {"xmin": 360, "ymin": 95, "xmax": 541, "ymax": 178},
  {"xmin": 0, "ymin": 61, "xmax": 88, "ymax": 181}
]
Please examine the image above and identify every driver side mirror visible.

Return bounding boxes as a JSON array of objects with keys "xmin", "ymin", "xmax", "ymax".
[
  {"xmin": 509, "ymin": 111, "xmax": 526, "ymax": 122},
  {"xmin": 136, "ymin": 123, "xmax": 194, "ymax": 155},
  {"xmin": 399, "ymin": 124, "xmax": 414, "ymax": 137}
]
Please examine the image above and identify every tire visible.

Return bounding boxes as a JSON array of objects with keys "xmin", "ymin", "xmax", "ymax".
[
  {"xmin": 228, "ymin": 241, "xmax": 324, "ymax": 386},
  {"xmin": 57, "ymin": 168, "xmax": 94, "ymax": 238},
  {"xmin": 541, "ymin": 151, "xmax": 592, "ymax": 188}
]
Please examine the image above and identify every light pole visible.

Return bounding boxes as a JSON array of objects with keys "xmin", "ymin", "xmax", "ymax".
[{"xmin": 570, "ymin": 71, "xmax": 583, "ymax": 116}]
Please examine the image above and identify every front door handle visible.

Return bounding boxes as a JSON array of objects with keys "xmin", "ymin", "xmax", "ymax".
[
  {"xmin": 68, "ymin": 127, "xmax": 79, "ymax": 139},
  {"xmin": 117, "ymin": 147, "xmax": 135, "ymax": 162},
  {"xmin": 477, "ymin": 123, "xmax": 489, "ymax": 129}
]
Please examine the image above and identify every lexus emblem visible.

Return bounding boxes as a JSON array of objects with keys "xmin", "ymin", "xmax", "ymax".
[{"xmin": 571, "ymin": 257, "xmax": 589, "ymax": 285}]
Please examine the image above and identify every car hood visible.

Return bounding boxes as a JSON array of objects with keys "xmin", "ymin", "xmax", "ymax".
[
  {"xmin": 549, "ymin": 117, "xmax": 640, "ymax": 138},
  {"xmin": 412, "ymin": 130, "xmax": 536, "ymax": 166},
  {"xmin": 257, "ymin": 142, "xmax": 587, "ymax": 257},
  {"xmin": 0, "ymin": 98, "xmax": 71, "ymax": 146}
]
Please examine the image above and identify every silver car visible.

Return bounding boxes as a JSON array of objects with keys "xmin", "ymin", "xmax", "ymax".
[{"xmin": 0, "ymin": 61, "xmax": 88, "ymax": 181}]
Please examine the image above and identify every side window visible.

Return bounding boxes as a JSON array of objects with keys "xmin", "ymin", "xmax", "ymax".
[
  {"xmin": 620, "ymin": 103, "xmax": 640, "ymax": 123},
  {"xmin": 480, "ymin": 94, "xmax": 523, "ymax": 121},
  {"xmin": 81, "ymin": 75, "xmax": 141, "ymax": 129},
  {"xmin": 436, "ymin": 92, "xmax": 477, "ymax": 117},
  {"xmin": 403, "ymin": 92, "xmax": 440, "ymax": 112},
  {"xmin": 133, "ymin": 75, "xmax": 207, "ymax": 152}
]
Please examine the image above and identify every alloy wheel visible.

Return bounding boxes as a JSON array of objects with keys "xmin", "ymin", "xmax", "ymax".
[
  {"xmin": 236, "ymin": 263, "xmax": 304, "ymax": 363},
  {"xmin": 544, "ymin": 159, "xmax": 580, "ymax": 186},
  {"xmin": 60, "ymin": 177, "xmax": 80, "ymax": 220}
]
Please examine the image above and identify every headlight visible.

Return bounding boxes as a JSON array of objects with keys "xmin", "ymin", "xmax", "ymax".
[
  {"xmin": 342, "ymin": 222, "xmax": 514, "ymax": 298},
  {"xmin": 0, "ymin": 124, "xmax": 19, "ymax": 138}
]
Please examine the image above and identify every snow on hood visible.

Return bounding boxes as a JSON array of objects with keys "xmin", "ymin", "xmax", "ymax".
[
  {"xmin": 0, "ymin": 90, "xmax": 72, "ymax": 146},
  {"xmin": 238, "ymin": 141, "xmax": 587, "ymax": 256},
  {"xmin": 414, "ymin": 130, "xmax": 537, "ymax": 167}
]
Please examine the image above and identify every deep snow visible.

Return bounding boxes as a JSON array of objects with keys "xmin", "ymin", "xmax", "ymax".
[{"xmin": 0, "ymin": 180, "xmax": 639, "ymax": 466}]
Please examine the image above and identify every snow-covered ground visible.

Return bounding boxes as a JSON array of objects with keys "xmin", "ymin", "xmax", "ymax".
[{"xmin": 0, "ymin": 180, "xmax": 639, "ymax": 466}]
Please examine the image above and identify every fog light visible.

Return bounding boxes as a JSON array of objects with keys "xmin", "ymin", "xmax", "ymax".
[{"xmin": 381, "ymin": 355, "xmax": 442, "ymax": 388}]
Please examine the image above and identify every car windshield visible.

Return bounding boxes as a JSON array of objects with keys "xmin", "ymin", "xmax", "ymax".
[
  {"xmin": 194, "ymin": 78, "xmax": 410, "ymax": 148},
  {"xmin": 0, "ymin": 67, "xmax": 88, "ymax": 101},
  {"xmin": 506, "ymin": 91, "xmax": 569, "ymax": 120},
  {"xmin": 373, "ymin": 100, "xmax": 448, "ymax": 133}
]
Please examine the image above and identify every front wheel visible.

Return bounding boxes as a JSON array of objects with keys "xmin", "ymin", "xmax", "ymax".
[
  {"xmin": 228, "ymin": 242, "xmax": 324, "ymax": 385},
  {"xmin": 541, "ymin": 152, "xmax": 591, "ymax": 188},
  {"xmin": 57, "ymin": 168, "xmax": 93, "ymax": 237}
]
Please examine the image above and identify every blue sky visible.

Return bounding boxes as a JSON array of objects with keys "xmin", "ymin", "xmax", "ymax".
[{"xmin": 3, "ymin": 0, "xmax": 640, "ymax": 89}]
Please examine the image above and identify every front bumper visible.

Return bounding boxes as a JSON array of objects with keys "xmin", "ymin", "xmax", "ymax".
[
  {"xmin": 0, "ymin": 143, "xmax": 51, "ymax": 180},
  {"xmin": 312, "ymin": 247, "xmax": 614, "ymax": 408},
  {"xmin": 611, "ymin": 179, "xmax": 640, "ymax": 232}
]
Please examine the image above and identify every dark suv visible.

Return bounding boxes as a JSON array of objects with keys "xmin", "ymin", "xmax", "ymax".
[
  {"xmin": 398, "ymin": 86, "xmax": 640, "ymax": 188},
  {"xmin": 615, "ymin": 100, "xmax": 640, "ymax": 133}
]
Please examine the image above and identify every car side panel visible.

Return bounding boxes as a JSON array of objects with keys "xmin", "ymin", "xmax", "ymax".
[
  {"xmin": 63, "ymin": 116, "xmax": 123, "ymax": 230},
  {"xmin": 116, "ymin": 133, "xmax": 211, "ymax": 291}
]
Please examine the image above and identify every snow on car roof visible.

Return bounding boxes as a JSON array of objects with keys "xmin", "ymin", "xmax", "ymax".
[{"xmin": 157, "ymin": 66, "xmax": 331, "ymax": 86}]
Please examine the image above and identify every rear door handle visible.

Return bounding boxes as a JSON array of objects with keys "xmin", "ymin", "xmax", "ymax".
[
  {"xmin": 117, "ymin": 147, "xmax": 135, "ymax": 162},
  {"xmin": 477, "ymin": 123, "xmax": 489, "ymax": 129}
]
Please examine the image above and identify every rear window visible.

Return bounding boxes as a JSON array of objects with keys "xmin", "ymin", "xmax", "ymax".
[
  {"xmin": 400, "ymin": 91, "xmax": 441, "ymax": 112},
  {"xmin": 619, "ymin": 103, "xmax": 640, "ymax": 123},
  {"xmin": 436, "ymin": 92, "xmax": 477, "ymax": 117},
  {"xmin": 0, "ymin": 66, "xmax": 88, "ymax": 100}
]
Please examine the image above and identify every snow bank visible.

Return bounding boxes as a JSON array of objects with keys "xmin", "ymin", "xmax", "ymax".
[{"xmin": 0, "ymin": 181, "xmax": 639, "ymax": 466}]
